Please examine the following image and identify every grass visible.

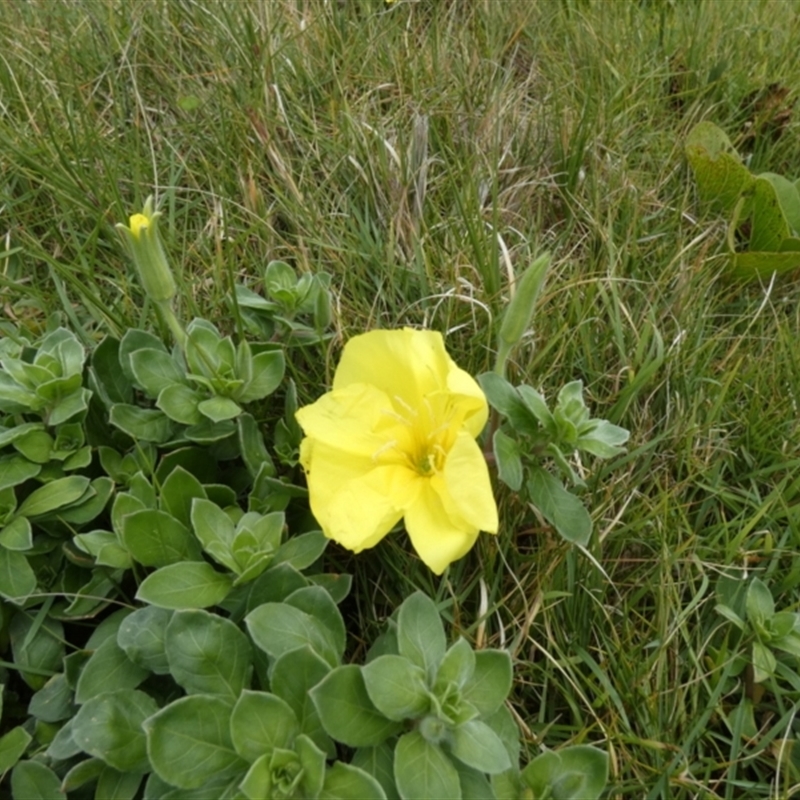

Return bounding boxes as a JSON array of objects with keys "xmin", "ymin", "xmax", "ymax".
[{"xmin": 4, "ymin": 0, "xmax": 800, "ymax": 796}]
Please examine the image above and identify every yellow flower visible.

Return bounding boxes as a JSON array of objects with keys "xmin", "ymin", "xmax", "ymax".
[{"xmin": 296, "ymin": 328, "xmax": 498, "ymax": 574}]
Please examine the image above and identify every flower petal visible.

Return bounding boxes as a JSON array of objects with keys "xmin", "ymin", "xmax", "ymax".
[
  {"xmin": 296, "ymin": 383, "xmax": 405, "ymax": 460},
  {"xmin": 302, "ymin": 439, "xmax": 418, "ymax": 552},
  {"xmin": 404, "ymin": 482, "xmax": 480, "ymax": 575},
  {"xmin": 439, "ymin": 432, "xmax": 499, "ymax": 533},
  {"xmin": 333, "ymin": 329, "xmax": 450, "ymax": 408}
]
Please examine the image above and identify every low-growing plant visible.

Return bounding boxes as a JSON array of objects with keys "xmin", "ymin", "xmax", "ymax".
[{"xmin": 0, "ymin": 197, "xmax": 611, "ymax": 799}]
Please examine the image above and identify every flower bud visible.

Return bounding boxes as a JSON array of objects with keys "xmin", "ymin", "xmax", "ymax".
[
  {"xmin": 116, "ymin": 196, "xmax": 177, "ymax": 303},
  {"xmin": 498, "ymin": 252, "xmax": 551, "ymax": 348}
]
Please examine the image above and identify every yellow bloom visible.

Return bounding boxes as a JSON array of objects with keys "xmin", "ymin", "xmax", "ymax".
[{"xmin": 296, "ymin": 328, "xmax": 498, "ymax": 574}]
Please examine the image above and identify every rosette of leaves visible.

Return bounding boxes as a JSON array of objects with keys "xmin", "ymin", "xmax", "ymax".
[
  {"xmin": 479, "ymin": 373, "xmax": 629, "ymax": 546},
  {"xmin": 685, "ymin": 120, "xmax": 800, "ymax": 278},
  {"xmin": 102, "ymin": 320, "xmax": 284, "ymax": 445},
  {"xmin": 716, "ymin": 575, "xmax": 800, "ymax": 685},
  {"xmin": 235, "ymin": 260, "xmax": 333, "ymax": 345}
]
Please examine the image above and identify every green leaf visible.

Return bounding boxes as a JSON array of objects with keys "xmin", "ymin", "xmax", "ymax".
[
  {"xmin": 284, "ymin": 586, "xmax": 346, "ymax": 662},
  {"xmin": 74, "ymin": 637, "xmax": 149, "ymax": 704},
  {"xmin": 237, "ymin": 350, "xmax": 285, "ymax": 403},
  {"xmin": 492, "ymin": 429, "xmax": 523, "ymax": 491},
  {"xmin": 117, "ymin": 605, "xmax": 173, "ymax": 675},
  {"xmin": 0, "ymin": 455, "xmax": 41, "ymax": 492},
  {"xmin": 109, "ymin": 404, "xmax": 174, "ymax": 443},
  {"xmin": 119, "ymin": 329, "xmax": 168, "ymax": 383},
  {"xmin": 94, "ymin": 767, "xmax": 143, "ymax": 800},
  {"xmin": 230, "ymin": 690, "xmax": 299, "ymax": 761},
  {"xmin": 238, "ymin": 413, "xmax": 275, "ymax": 479},
  {"xmin": 352, "ymin": 743, "xmax": 399, "ymax": 800},
  {"xmin": 521, "ymin": 745, "xmax": 609, "ymax": 800},
  {"xmin": 394, "ymin": 731, "xmax": 460, "ymax": 800},
  {"xmin": 29, "ymin": 673, "xmax": 73, "ymax": 722},
  {"xmin": 58, "ymin": 477, "xmax": 113, "ymax": 524},
  {"xmin": 90, "ymin": 336, "xmax": 133, "ymax": 406},
  {"xmin": 184, "ymin": 418, "xmax": 236, "ymax": 444},
  {"xmin": 311, "ymin": 665, "xmax": 402, "ymax": 747},
  {"xmin": 746, "ymin": 577, "xmax": 775, "ymax": 627},
  {"xmin": 48, "ymin": 387, "xmax": 91, "ymax": 426},
  {"xmin": 435, "ymin": 638, "xmax": 476, "ymax": 693},
  {"xmin": 362, "ymin": 655, "xmax": 430, "ymax": 721},
  {"xmin": 758, "ymin": 172, "xmax": 800, "ymax": 234},
  {"xmin": 72, "ymin": 689, "xmax": 158, "ymax": 772},
  {"xmin": 9, "ymin": 613, "xmax": 64, "ymax": 689},
  {"xmin": 461, "ymin": 650, "xmax": 513, "ymax": 717},
  {"xmin": 477, "ymin": 373, "xmax": 540, "ymax": 436},
  {"xmin": 246, "ymin": 600, "xmax": 341, "ymax": 668},
  {"xmin": 273, "ymin": 530, "xmax": 327, "ymax": 571},
  {"xmin": 10, "ymin": 760, "xmax": 64, "ymax": 800},
  {"xmin": 164, "ymin": 609, "xmax": 253, "ymax": 700},
  {"xmin": 12, "ymin": 429, "xmax": 53, "ymax": 463},
  {"xmin": 0, "ymin": 726, "xmax": 32, "ymax": 774},
  {"xmin": 156, "ymin": 383, "xmax": 204, "ymax": 425},
  {"xmin": 60, "ymin": 758, "xmax": 106, "ymax": 793},
  {"xmin": 458, "ymin": 764, "xmax": 498, "ymax": 800},
  {"xmin": 129, "ymin": 348, "xmax": 186, "ymax": 398},
  {"xmin": 136, "ymin": 562, "xmax": 233, "ymax": 609},
  {"xmin": 576, "ymin": 420, "xmax": 629, "ymax": 459},
  {"xmin": 271, "ymin": 646, "xmax": 334, "ymax": 757},
  {"xmin": 17, "ymin": 476, "xmax": 90, "ymax": 518},
  {"xmin": 73, "ymin": 531, "xmax": 132, "ymax": 570},
  {"xmin": 191, "ymin": 497, "xmax": 236, "ymax": 569},
  {"xmin": 729, "ymin": 250, "xmax": 800, "ymax": 279},
  {"xmin": 144, "ymin": 694, "xmax": 247, "ymax": 789},
  {"xmin": 397, "ymin": 591, "xmax": 446, "ymax": 679},
  {"xmin": 319, "ymin": 762, "xmax": 388, "ymax": 800},
  {"xmin": 121, "ymin": 509, "xmax": 202, "ymax": 567},
  {"xmin": 750, "ymin": 174, "xmax": 792, "ymax": 252},
  {"xmin": 197, "ymin": 395, "xmax": 242, "ymax": 423},
  {"xmin": 685, "ymin": 121, "xmax": 754, "ymax": 215},
  {"xmin": 526, "ymin": 467, "xmax": 592, "ymax": 546},
  {"xmin": 752, "ymin": 640, "xmax": 777, "ymax": 684},
  {"xmin": 0, "ymin": 548, "xmax": 37, "ymax": 603},
  {"xmin": 0, "ymin": 516, "xmax": 32, "ymax": 551},
  {"xmin": 449, "ymin": 719, "xmax": 511, "ymax": 774},
  {"xmin": 159, "ymin": 466, "xmax": 207, "ymax": 529}
]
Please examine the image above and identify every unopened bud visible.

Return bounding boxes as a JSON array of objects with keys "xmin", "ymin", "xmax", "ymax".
[
  {"xmin": 498, "ymin": 252, "xmax": 551, "ymax": 348},
  {"xmin": 116, "ymin": 196, "xmax": 177, "ymax": 303}
]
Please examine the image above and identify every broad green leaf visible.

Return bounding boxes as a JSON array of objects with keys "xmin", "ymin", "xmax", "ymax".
[
  {"xmin": 165, "ymin": 609, "xmax": 252, "ymax": 700},
  {"xmin": 190, "ymin": 497, "xmax": 236, "ymax": 567},
  {"xmin": 74, "ymin": 637, "xmax": 149, "ymax": 704},
  {"xmin": 576, "ymin": 420, "xmax": 630, "ymax": 459},
  {"xmin": 109, "ymin": 405, "xmax": 174, "ymax": 443},
  {"xmin": 0, "ymin": 726, "xmax": 32, "ymax": 774},
  {"xmin": 196, "ymin": 395, "xmax": 242, "ymax": 423},
  {"xmin": 685, "ymin": 121, "xmax": 754, "ymax": 214},
  {"xmin": 90, "ymin": 336, "xmax": 133, "ymax": 406},
  {"xmin": 17, "ymin": 476, "xmax": 90, "ymax": 518},
  {"xmin": 0, "ymin": 516, "xmax": 32, "ymax": 551},
  {"xmin": 458, "ymin": 765, "xmax": 497, "ymax": 800},
  {"xmin": 397, "ymin": 592, "xmax": 446, "ymax": 680},
  {"xmin": 271, "ymin": 646, "xmax": 334, "ymax": 756},
  {"xmin": 492, "ymin": 429, "xmax": 523, "ymax": 491},
  {"xmin": 184, "ymin": 418, "xmax": 236, "ymax": 444},
  {"xmin": 57, "ymin": 477, "xmax": 113, "ymax": 524},
  {"xmin": 521, "ymin": 745, "xmax": 609, "ymax": 800},
  {"xmin": 730, "ymin": 250, "xmax": 800, "ymax": 279},
  {"xmin": 121, "ymin": 509, "xmax": 202, "ymax": 567},
  {"xmin": 752, "ymin": 640, "xmax": 777, "ymax": 684},
  {"xmin": 352, "ymin": 743, "xmax": 399, "ymax": 800},
  {"xmin": 129, "ymin": 348, "xmax": 186, "ymax": 398},
  {"xmin": 10, "ymin": 760, "xmax": 63, "ymax": 800},
  {"xmin": 246, "ymin": 600, "xmax": 340, "ymax": 667},
  {"xmin": 273, "ymin": 530, "xmax": 327, "ymax": 571},
  {"xmin": 0, "ymin": 455, "xmax": 41, "ymax": 492},
  {"xmin": 48, "ymin": 387, "xmax": 91, "ymax": 426},
  {"xmin": 60, "ymin": 758, "xmax": 106, "ymax": 793},
  {"xmin": 237, "ymin": 350, "xmax": 285, "ymax": 403},
  {"xmin": 156, "ymin": 383, "xmax": 204, "ymax": 426},
  {"xmin": 394, "ymin": 731, "xmax": 460, "ymax": 800},
  {"xmin": 12, "ymin": 429, "xmax": 53, "ymax": 463},
  {"xmin": 461, "ymin": 650, "xmax": 513, "ymax": 717},
  {"xmin": 0, "ymin": 548, "xmax": 37, "ymax": 603},
  {"xmin": 73, "ymin": 531, "xmax": 132, "ymax": 570},
  {"xmin": 310, "ymin": 665, "xmax": 402, "ymax": 747},
  {"xmin": 230, "ymin": 690, "xmax": 299, "ymax": 761},
  {"xmin": 758, "ymin": 172, "xmax": 800, "ymax": 234},
  {"xmin": 72, "ymin": 689, "xmax": 158, "ymax": 772},
  {"xmin": 28, "ymin": 673, "xmax": 73, "ymax": 722},
  {"xmin": 9, "ymin": 613, "xmax": 63, "ymax": 689},
  {"xmin": 144, "ymin": 694, "xmax": 246, "ymax": 789},
  {"xmin": 746, "ymin": 577, "xmax": 775, "ymax": 627},
  {"xmin": 95, "ymin": 767, "xmax": 143, "ymax": 800},
  {"xmin": 284, "ymin": 586, "xmax": 346, "ymax": 661},
  {"xmin": 527, "ymin": 467, "xmax": 592, "ymax": 546},
  {"xmin": 750, "ymin": 175, "xmax": 792, "ymax": 252},
  {"xmin": 319, "ymin": 762, "xmax": 388, "ymax": 800},
  {"xmin": 362, "ymin": 655, "xmax": 430, "ymax": 721},
  {"xmin": 159, "ymin": 467, "xmax": 207, "ymax": 529},
  {"xmin": 435, "ymin": 638, "xmax": 476, "ymax": 693},
  {"xmin": 46, "ymin": 717, "xmax": 82, "ymax": 760},
  {"xmin": 449, "ymin": 719, "xmax": 511, "ymax": 774},
  {"xmin": 117, "ymin": 605, "xmax": 173, "ymax": 675},
  {"xmin": 483, "ymin": 704, "xmax": 521, "ymax": 768},
  {"xmin": 477, "ymin": 373, "xmax": 540, "ymax": 437},
  {"xmin": 136, "ymin": 562, "xmax": 233, "ymax": 609},
  {"xmin": 119, "ymin": 329, "xmax": 168, "ymax": 383}
]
